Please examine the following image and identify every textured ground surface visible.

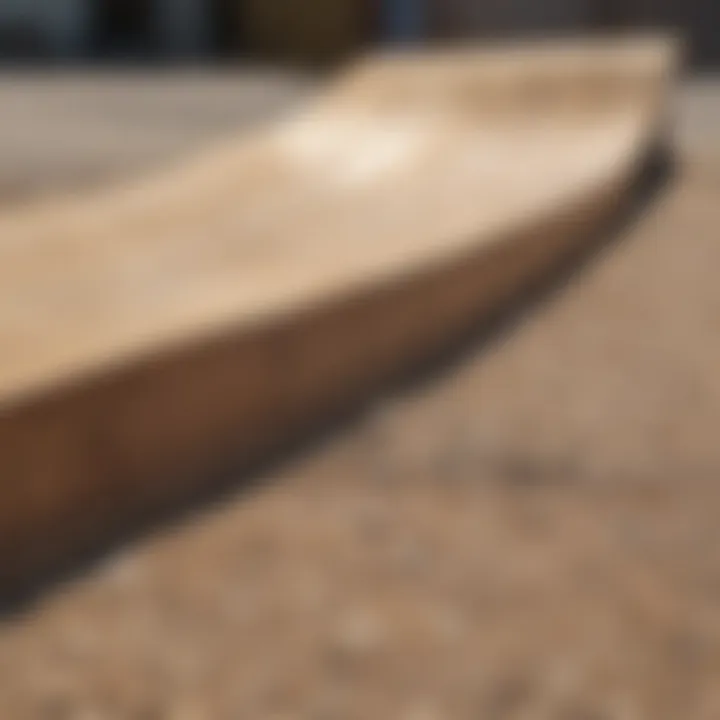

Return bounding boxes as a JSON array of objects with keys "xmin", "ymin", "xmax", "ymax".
[{"xmin": 0, "ymin": 72, "xmax": 719, "ymax": 719}]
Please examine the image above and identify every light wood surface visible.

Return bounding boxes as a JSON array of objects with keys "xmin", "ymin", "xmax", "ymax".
[{"xmin": 0, "ymin": 36, "xmax": 678, "ymax": 587}]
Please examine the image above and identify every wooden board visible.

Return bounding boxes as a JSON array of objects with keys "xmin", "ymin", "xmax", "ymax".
[{"xmin": 0, "ymin": 36, "xmax": 678, "ymax": 588}]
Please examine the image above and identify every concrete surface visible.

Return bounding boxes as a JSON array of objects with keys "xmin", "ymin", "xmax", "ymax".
[
  {"xmin": 678, "ymin": 74, "xmax": 720, "ymax": 159},
  {"xmin": 0, "ymin": 67, "xmax": 313, "ymax": 202}
]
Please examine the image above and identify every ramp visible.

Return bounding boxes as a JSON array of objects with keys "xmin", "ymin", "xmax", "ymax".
[{"xmin": 0, "ymin": 37, "xmax": 678, "ymax": 587}]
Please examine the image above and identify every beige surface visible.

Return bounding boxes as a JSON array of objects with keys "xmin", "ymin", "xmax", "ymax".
[
  {"xmin": 0, "ymin": 37, "xmax": 677, "ymax": 586},
  {"xmin": 0, "ymin": 37, "xmax": 674, "ymax": 409}
]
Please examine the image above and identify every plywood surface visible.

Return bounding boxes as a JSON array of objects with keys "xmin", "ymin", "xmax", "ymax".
[
  {"xmin": 0, "ymin": 36, "xmax": 675, "ymax": 410},
  {"xmin": 0, "ymin": 36, "xmax": 678, "ymax": 587}
]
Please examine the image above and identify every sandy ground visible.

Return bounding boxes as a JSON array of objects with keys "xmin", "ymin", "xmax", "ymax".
[{"xmin": 0, "ymin": 72, "xmax": 719, "ymax": 719}]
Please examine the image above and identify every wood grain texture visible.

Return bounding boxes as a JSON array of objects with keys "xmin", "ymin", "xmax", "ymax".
[{"xmin": 0, "ymin": 36, "xmax": 678, "ymax": 586}]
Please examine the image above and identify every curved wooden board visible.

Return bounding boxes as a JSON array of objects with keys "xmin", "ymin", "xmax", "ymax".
[{"xmin": 0, "ymin": 36, "xmax": 678, "ymax": 588}]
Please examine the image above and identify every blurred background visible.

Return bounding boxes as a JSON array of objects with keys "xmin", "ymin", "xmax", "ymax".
[{"xmin": 0, "ymin": 0, "xmax": 717, "ymax": 66}]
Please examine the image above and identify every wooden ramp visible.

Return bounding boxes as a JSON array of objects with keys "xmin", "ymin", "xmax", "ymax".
[{"xmin": 0, "ymin": 37, "xmax": 678, "ymax": 587}]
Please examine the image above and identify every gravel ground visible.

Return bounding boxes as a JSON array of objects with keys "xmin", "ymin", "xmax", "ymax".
[{"xmin": 0, "ymin": 73, "xmax": 719, "ymax": 719}]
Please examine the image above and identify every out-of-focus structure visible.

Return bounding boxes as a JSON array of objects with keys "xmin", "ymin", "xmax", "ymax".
[
  {"xmin": 433, "ymin": 0, "xmax": 718, "ymax": 66},
  {"xmin": 0, "ymin": 0, "xmax": 716, "ymax": 66},
  {"xmin": 0, "ymin": 35, "xmax": 677, "ymax": 588}
]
